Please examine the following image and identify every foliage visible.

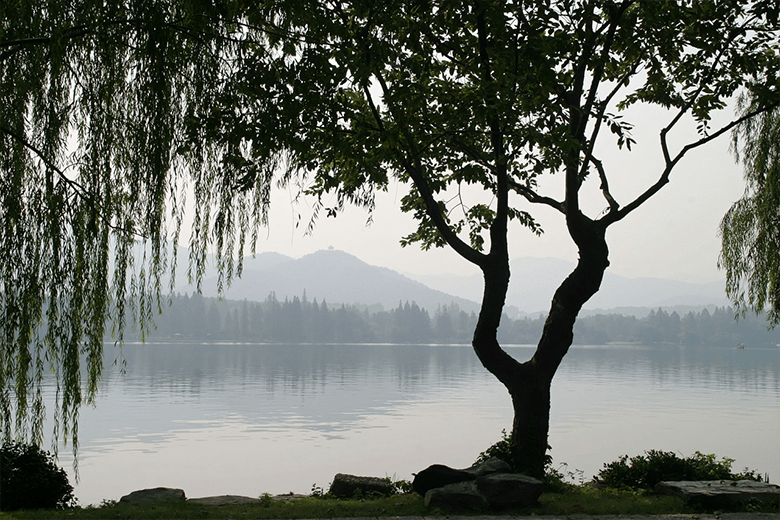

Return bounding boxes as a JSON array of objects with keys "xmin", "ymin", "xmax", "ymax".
[
  {"xmin": 3, "ymin": 0, "xmax": 780, "ymax": 475},
  {"xmin": 475, "ymin": 429, "xmax": 555, "ymax": 479},
  {"xmin": 0, "ymin": 441, "xmax": 75, "ymax": 511},
  {"xmin": 721, "ymin": 99, "xmax": 780, "ymax": 327},
  {"xmin": 595, "ymin": 450, "xmax": 763, "ymax": 491}
]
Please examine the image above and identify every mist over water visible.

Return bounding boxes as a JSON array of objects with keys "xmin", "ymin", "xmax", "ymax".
[{"xmin": 43, "ymin": 342, "xmax": 779, "ymax": 506}]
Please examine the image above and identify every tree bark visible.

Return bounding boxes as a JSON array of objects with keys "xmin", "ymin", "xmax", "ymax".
[{"xmin": 473, "ymin": 215, "xmax": 609, "ymax": 478}]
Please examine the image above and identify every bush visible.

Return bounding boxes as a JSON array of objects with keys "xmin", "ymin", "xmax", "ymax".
[
  {"xmin": 476, "ymin": 429, "xmax": 571, "ymax": 490},
  {"xmin": 0, "ymin": 441, "xmax": 76, "ymax": 511},
  {"xmin": 476, "ymin": 429, "xmax": 554, "ymax": 473},
  {"xmin": 595, "ymin": 450, "xmax": 763, "ymax": 491}
]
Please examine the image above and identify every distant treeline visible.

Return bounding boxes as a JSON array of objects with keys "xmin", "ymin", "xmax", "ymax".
[{"xmin": 129, "ymin": 292, "xmax": 780, "ymax": 346}]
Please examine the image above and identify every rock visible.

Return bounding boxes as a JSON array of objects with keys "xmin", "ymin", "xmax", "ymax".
[
  {"xmin": 119, "ymin": 487, "xmax": 185, "ymax": 505},
  {"xmin": 463, "ymin": 457, "xmax": 512, "ymax": 477},
  {"xmin": 412, "ymin": 464, "xmax": 476, "ymax": 495},
  {"xmin": 475, "ymin": 473, "xmax": 544, "ymax": 508},
  {"xmin": 415, "ymin": 458, "xmax": 541, "ymax": 512},
  {"xmin": 272, "ymin": 493, "xmax": 308, "ymax": 501},
  {"xmin": 187, "ymin": 495, "xmax": 262, "ymax": 505},
  {"xmin": 656, "ymin": 480, "xmax": 780, "ymax": 509},
  {"xmin": 424, "ymin": 481, "xmax": 487, "ymax": 512},
  {"xmin": 328, "ymin": 473, "xmax": 394, "ymax": 498}
]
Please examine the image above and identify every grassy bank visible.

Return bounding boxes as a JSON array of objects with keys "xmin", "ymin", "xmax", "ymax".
[{"xmin": 0, "ymin": 487, "xmax": 697, "ymax": 520}]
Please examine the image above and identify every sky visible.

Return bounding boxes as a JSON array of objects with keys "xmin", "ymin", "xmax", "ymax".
[{"xmin": 241, "ymin": 102, "xmax": 747, "ymax": 285}]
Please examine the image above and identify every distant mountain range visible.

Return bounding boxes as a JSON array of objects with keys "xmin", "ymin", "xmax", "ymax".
[
  {"xmin": 193, "ymin": 249, "xmax": 482, "ymax": 313},
  {"xmin": 182, "ymin": 249, "xmax": 730, "ymax": 316},
  {"xmin": 408, "ymin": 256, "xmax": 730, "ymax": 316}
]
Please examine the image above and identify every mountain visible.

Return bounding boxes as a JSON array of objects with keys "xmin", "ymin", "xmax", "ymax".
[
  {"xmin": 193, "ymin": 249, "xmax": 481, "ymax": 313},
  {"xmin": 180, "ymin": 249, "xmax": 730, "ymax": 317},
  {"xmin": 407, "ymin": 256, "xmax": 730, "ymax": 315}
]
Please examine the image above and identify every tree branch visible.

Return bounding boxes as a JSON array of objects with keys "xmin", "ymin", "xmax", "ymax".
[
  {"xmin": 371, "ymin": 60, "xmax": 486, "ymax": 267},
  {"xmin": 588, "ymin": 154, "xmax": 619, "ymax": 212},
  {"xmin": 603, "ymin": 105, "xmax": 776, "ymax": 225},
  {"xmin": 508, "ymin": 177, "xmax": 565, "ymax": 212}
]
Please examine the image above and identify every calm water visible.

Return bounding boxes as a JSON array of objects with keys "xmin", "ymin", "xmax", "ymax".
[{"xmin": 45, "ymin": 342, "xmax": 779, "ymax": 505}]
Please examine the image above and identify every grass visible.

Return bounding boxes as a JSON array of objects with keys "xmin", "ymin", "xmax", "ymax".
[
  {"xmin": 3, "ymin": 483, "xmax": 778, "ymax": 519},
  {"xmin": 0, "ymin": 488, "xmax": 698, "ymax": 520}
]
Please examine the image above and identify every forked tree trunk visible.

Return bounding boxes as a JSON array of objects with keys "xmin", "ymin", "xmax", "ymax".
[{"xmin": 473, "ymin": 219, "xmax": 609, "ymax": 478}]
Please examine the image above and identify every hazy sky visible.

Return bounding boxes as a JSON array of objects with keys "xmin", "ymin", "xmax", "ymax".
[{"xmin": 247, "ymin": 103, "xmax": 746, "ymax": 285}]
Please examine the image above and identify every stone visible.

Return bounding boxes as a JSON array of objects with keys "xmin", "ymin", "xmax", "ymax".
[
  {"xmin": 463, "ymin": 457, "xmax": 513, "ymax": 477},
  {"xmin": 424, "ymin": 481, "xmax": 487, "ymax": 512},
  {"xmin": 415, "ymin": 458, "xmax": 542, "ymax": 512},
  {"xmin": 475, "ymin": 473, "xmax": 544, "ymax": 509},
  {"xmin": 119, "ymin": 487, "xmax": 185, "ymax": 505},
  {"xmin": 187, "ymin": 495, "xmax": 262, "ymax": 505},
  {"xmin": 656, "ymin": 480, "xmax": 780, "ymax": 509},
  {"xmin": 328, "ymin": 473, "xmax": 394, "ymax": 498},
  {"xmin": 412, "ymin": 464, "xmax": 476, "ymax": 495}
]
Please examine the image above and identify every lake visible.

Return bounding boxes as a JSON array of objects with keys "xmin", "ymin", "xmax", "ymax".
[{"xmin": 46, "ymin": 342, "xmax": 779, "ymax": 506}]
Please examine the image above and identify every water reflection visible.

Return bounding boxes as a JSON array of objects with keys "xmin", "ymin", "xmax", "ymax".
[{"xmin": 50, "ymin": 343, "xmax": 779, "ymax": 506}]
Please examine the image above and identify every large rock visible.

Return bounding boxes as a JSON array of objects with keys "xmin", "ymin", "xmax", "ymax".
[
  {"xmin": 475, "ymin": 473, "xmax": 544, "ymax": 508},
  {"xmin": 656, "ymin": 480, "xmax": 780, "ymax": 509},
  {"xmin": 415, "ymin": 458, "xmax": 542, "ymax": 512},
  {"xmin": 119, "ymin": 487, "xmax": 185, "ymax": 505},
  {"xmin": 187, "ymin": 495, "xmax": 262, "ymax": 505},
  {"xmin": 412, "ymin": 464, "xmax": 475, "ymax": 496},
  {"xmin": 329, "ymin": 473, "xmax": 394, "ymax": 498},
  {"xmin": 424, "ymin": 481, "xmax": 487, "ymax": 512},
  {"xmin": 464, "ymin": 457, "xmax": 513, "ymax": 477}
]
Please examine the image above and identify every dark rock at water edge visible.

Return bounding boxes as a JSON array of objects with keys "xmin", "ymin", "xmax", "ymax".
[
  {"xmin": 412, "ymin": 464, "xmax": 475, "ymax": 495},
  {"xmin": 424, "ymin": 481, "xmax": 487, "ymax": 512},
  {"xmin": 329, "ymin": 473, "xmax": 394, "ymax": 498},
  {"xmin": 187, "ymin": 495, "xmax": 262, "ymax": 505},
  {"xmin": 475, "ymin": 473, "xmax": 544, "ymax": 509},
  {"xmin": 414, "ymin": 458, "xmax": 543, "ymax": 512},
  {"xmin": 423, "ymin": 473, "xmax": 543, "ymax": 513},
  {"xmin": 119, "ymin": 487, "xmax": 186, "ymax": 505},
  {"xmin": 656, "ymin": 480, "xmax": 780, "ymax": 509},
  {"xmin": 463, "ymin": 457, "xmax": 512, "ymax": 477},
  {"xmin": 412, "ymin": 458, "xmax": 510, "ymax": 496}
]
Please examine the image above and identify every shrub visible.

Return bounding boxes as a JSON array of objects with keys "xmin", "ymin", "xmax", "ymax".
[
  {"xmin": 0, "ymin": 441, "xmax": 76, "ymax": 511},
  {"xmin": 476, "ymin": 429, "xmax": 554, "ymax": 472},
  {"xmin": 476, "ymin": 429, "xmax": 570, "ymax": 490},
  {"xmin": 595, "ymin": 450, "xmax": 763, "ymax": 491}
]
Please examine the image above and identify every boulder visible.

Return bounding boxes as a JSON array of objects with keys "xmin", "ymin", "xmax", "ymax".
[
  {"xmin": 424, "ymin": 481, "xmax": 487, "ymax": 512},
  {"xmin": 656, "ymin": 480, "xmax": 780, "ymax": 509},
  {"xmin": 187, "ymin": 495, "xmax": 262, "ymax": 505},
  {"xmin": 464, "ymin": 457, "xmax": 512, "ymax": 477},
  {"xmin": 412, "ymin": 464, "xmax": 476, "ymax": 495},
  {"xmin": 328, "ymin": 473, "xmax": 394, "ymax": 498},
  {"xmin": 475, "ymin": 473, "xmax": 544, "ymax": 508},
  {"xmin": 119, "ymin": 487, "xmax": 185, "ymax": 505},
  {"xmin": 415, "ymin": 458, "xmax": 542, "ymax": 512}
]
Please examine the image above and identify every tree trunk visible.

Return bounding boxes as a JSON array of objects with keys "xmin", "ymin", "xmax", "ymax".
[{"xmin": 473, "ymin": 217, "xmax": 609, "ymax": 478}]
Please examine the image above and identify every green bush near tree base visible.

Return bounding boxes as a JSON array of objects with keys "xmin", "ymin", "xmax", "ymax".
[
  {"xmin": 595, "ymin": 450, "xmax": 764, "ymax": 491},
  {"xmin": 0, "ymin": 442, "xmax": 76, "ymax": 511}
]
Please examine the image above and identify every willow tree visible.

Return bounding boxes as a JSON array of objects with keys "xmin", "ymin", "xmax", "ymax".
[
  {"xmin": 2, "ymin": 0, "xmax": 779, "ymax": 478},
  {"xmin": 720, "ymin": 96, "xmax": 780, "ymax": 326},
  {"xmin": 0, "ymin": 0, "xmax": 265, "ymax": 455}
]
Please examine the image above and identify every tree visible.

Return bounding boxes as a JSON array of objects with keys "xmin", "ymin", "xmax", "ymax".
[
  {"xmin": 720, "ymin": 96, "xmax": 780, "ymax": 326},
  {"xmin": 2, "ymin": 0, "xmax": 779, "ymax": 478}
]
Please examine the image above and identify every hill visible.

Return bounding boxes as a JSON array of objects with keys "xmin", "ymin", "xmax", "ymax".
[
  {"xmin": 407, "ymin": 257, "xmax": 729, "ymax": 315},
  {"xmin": 194, "ymin": 249, "xmax": 481, "ymax": 313},
  {"xmin": 180, "ymin": 249, "xmax": 730, "ymax": 316}
]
